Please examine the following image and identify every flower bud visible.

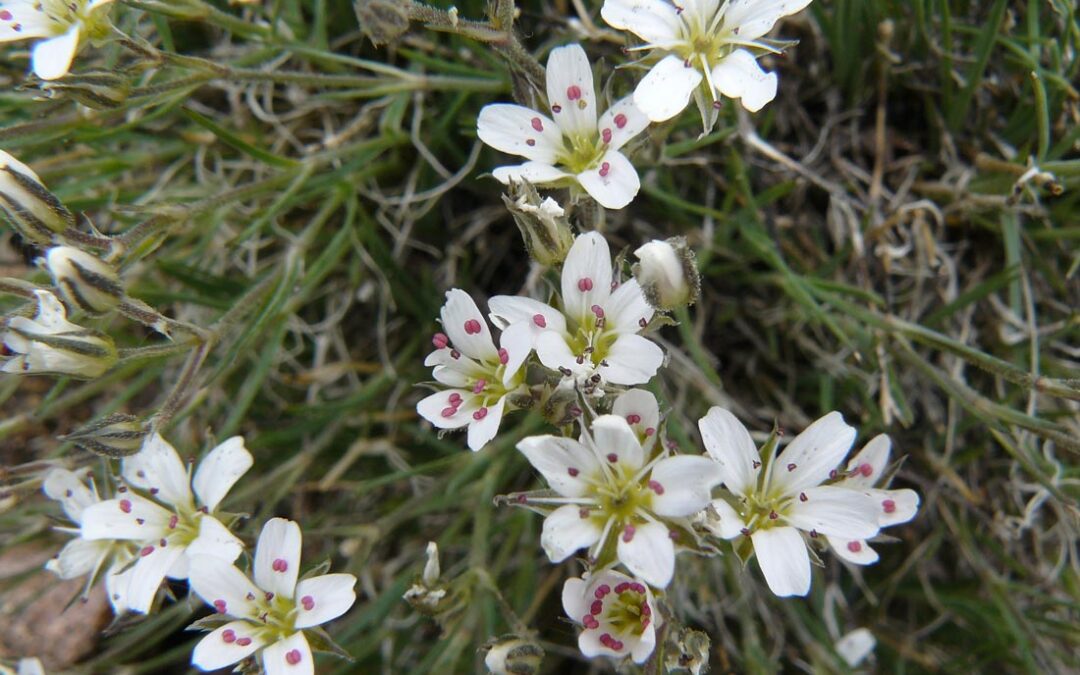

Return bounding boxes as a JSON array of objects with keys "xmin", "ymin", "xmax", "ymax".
[
  {"xmin": 61, "ymin": 413, "xmax": 147, "ymax": 458},
  {"xmin": 422, "ymin": 541, "xmax": 441, "ymax": 587},
  {"xmin": 39, "ymin": 71, "xmax": 132, "ymax": 110},
  {"xmin": 483, "ymin": 636, "xmax": 544, "ymax": 675},
  {"xmin": 502, "ymin": 182, "xmax": 574, "ymax": 266},
  {"xmin": 0, "ymin": 150, "xmax": 75, "ymax": 244},
  {"xmin": 355, "ymin": 0, "xmax": 411, "ymax": 46},
  {"xmin": 632, "ymin": 237, "xmax": 700, "ymax": 311},
  {"xmin": 43, "ymin": 246, "xmax": 124, "ymax": 315},
  {"xmin": 2, "ymin": 290, "xmax": 117, "ymax": 379}
]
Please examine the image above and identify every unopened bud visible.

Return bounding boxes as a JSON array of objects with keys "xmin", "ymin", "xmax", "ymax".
[
  {"xmin": 0, "ymin": 150, "xmax": 74, "ymax": 244},
  {"xmin": 483, "ymin": 636, "xmax": 543, "ymax": 675},
  {"xmin": 422, "ymin": 541, "xmax": 441, "ymax": 587},
  {"xmin": 43, "ymin": 247, "xmax": 124, "ymax": 315},
  {"xmin": 2, "ymin": 290, "xmax": 117, "ymax": 379},
  {"xmin": 632, "ymin": 237, "xmax": 700, "ymax": 311},
  {"xmin": 503, "ymin": 182, "xmax": 574, "ymax": 266},
  {"xmin": 39, "ymin": 71, "xmax": 132, "ymax": 110},
  {"xmin": 62, "ymin": 413, "xmax": 147, "ymax": 458},
  {"xmin": 355, "ymin": 0, "xmax": 411, "ymax": 46}
]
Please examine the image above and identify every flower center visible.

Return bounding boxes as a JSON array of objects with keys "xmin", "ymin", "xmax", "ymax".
[{"xmin": 557, "ymin": 133, "xmax": 607, "ymax": 175}]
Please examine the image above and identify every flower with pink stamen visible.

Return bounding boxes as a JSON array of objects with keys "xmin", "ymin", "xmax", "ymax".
[{"xmin": 561, "ymin": 569, "xmax": 660, "ymax": 663}]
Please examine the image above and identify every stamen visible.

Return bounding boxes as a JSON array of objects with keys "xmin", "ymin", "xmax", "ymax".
[
  {"xmin": 566, "ymin": 85, "xmax": 582, "ymax": 101},
  {"xmin": 626, "ymin": 414, "xmax": 641, "ymax": 424},
  {"xmin": 473, "ymin": 407, "xmax": 488, "ymax": 420},
  {"xmin": 532, "ymin": 313, "xmax": 547, "ymax": 327},
  {"xmin": 577, "ymin": 277, "xmax": 594, "ymax": 292},
  {"xmin": 591, "ymin": 304, "xmax": 605, "ymax": 318},
  {"xmin": 119, "ymin": 499, "xmax": 132, "ymax": 513},
  {"xmin": 882, "ymin": 499, "xmax": 896, "ymax": 513},
  {"xmin": 644, "ymin": 427, "xmax": 656, "ymax": 436},
  {"xmin": 472, "ymin": 379, "xmax": 487, "ymax": 394},
  {"xmin": 440, "ymin": 406, "xmax": 457, "ymax": 418},
  {"xmin": 601, "ymin": 128, "xmax": 612, "ymax": 143},
  {"xmin": 526, "ymin": 139, "xmax": 536, "ymax": 146},
  {"xmin": 265, "ymin": 592, "xmax": 274, "ymax": 601},
  {"xmin": 614, "ymin": 113, "xmax": 628, "ymax": 129},
  {"xmin": 222, "ymin": 629, "xmax": 236, "ymax": 643},
  {"xmin": 286, "ymin": 649, "xmax": 303, "ymax": 665},
  {"xmin": 498, "ymin": 348, "xmax": 509, "ymax": 364},
  {"xmin": 236, "ymin": 637, "xmax": 252, "ymax": 647},
  {"xmin": 530, "ymin": 117, "xmax": 544, "ymax": 132},
  {"xmin": 799, "ymin": 492, "xmax": 808, "ymax": 502},
  {"xmin": 847, "ymin": 541, "xmax": 862, "ymax": 553},
  {"xmin": 168, "ymin": 514, "xmax": 179, "ymax": 529},
  {"xmin": 140, "ymin": 545, "xmax": 154, "ymax": 557},
  {"xmin": 567, "ymin": 467, "xmax": 579, "ymax": 477},
  {"xmin": 598, "ymin": 162, "xmax": 611, "ymax": 177},
  {"xmin": 432, "ymin": 332, "xmax": 449, "ymax": 349},
  {"xmin": 786, "ymin": 463, "xmax": 797, "ymax": 472},
  {"xmin": 622, "ymin": 524, "xmax": 636, "ymax": 542},
  {"xmin": 272, "ymin": 558, "xmax": 289, "ymax": 572},
  {"xmin": 595, "ymin": 584, "xmax": 610, "ymax": 598},
  {"xmin": 638, "ymin": 317, "xmax": 647, "ymax": 328},
  {"xmin": 590, "ymin": 600, "xmax": 603, "ymax": 615},
  {"xmin": 213, "ymin": 599, "xmax": 227, "ymax": 613},
  {"xmin": 552, "ymin": 104, "xmax": 562, "ymax": 113},
  {"xmin": 301, "ymin": 595, "xmax": 315, "ymax": 611},
  {"xmin": 450, "ymin": 349, "xmax": 461, "ymax": 359},
  {"xmin": 582, "ymin": 615, "xmax": 599, "ymax": 629},
  {"xmin": 858, "ymin": 463, "xmax": 874, "ymax": 477},
  {"xmin": 449, "ymin": 393, "xmax": 462, "ymax": 405},
  {"xmin": 648, "ymin": 480, "xmax": 665, "ymax": 495},
  {"xmin": 463, "ymin": 319, "xmax": 482, "ymax": 335},
  {"xmin": 768, "ymin": 511, "xmax": 778, "ymax": 520},
  {"xmin": 606, "ymin": 453, "xmax": 618, "ymax": 463}
]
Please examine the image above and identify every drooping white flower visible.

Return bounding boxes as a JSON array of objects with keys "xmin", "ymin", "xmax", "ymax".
[
  {"xmin": 601, "ymin": 0, "xmax": 813, "ymax": 122},
  {"xmin": 42, "ymin": 467, "xmax": 136, "ymax": 614},
  {"xmin": 79, "ymin": 433, "xmax": 253, "ymax": 613},
  {"xmin": 0, "ymin": 148, "xmax": 74, "ymax": 243},
  {"xmin": 0, "ymin": 0, "xmax": 118, "ymax": 80},
  {"xmin": 489, "ymin": 232, "xmax": 664, "ymax": 389},
  {"xmin": 42, "ymin": 246, "xmax": 123, "ymax": 315},
  {"xmin": 517, "ymin": 413, "xmax": 722, "ymax": 588},
  {"xmin": 633, "ymin": 237, "xmax": 700, "ymax": 311},
  {"xmin": 188, "ymin": 518, "xmax": 357, "ymax": 675},
  {"xmin": 477, "ymin": 43, "xmax": 650, "ymax": 209},
  {"xmin": 699, "ymin": 408, "xmax": 882, "ymax": 597},
  {"xmin": 2, "ymin": 289, "xmax": 117, "ymax": 378},
  {"xmin": 561, "ymin": 569, "xmax": 660, "ymax": 663},
  {"xmin": 825, "ymin": 434, "xmax": 920, "ymax": 565},
  {"xmin": 416, "ymin": 289, "xmax": 529, "ymax": 452}
]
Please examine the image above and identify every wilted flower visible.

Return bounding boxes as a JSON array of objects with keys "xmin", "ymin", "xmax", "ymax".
[
  {"xmin": 632, "ymin": 237, "xmax": 700, "ymax": 311},
  {"xmin": 416, "ymin": 289, "xmax": 530, "ymax": 451},
  {"xmin": 835, "ymin": 628, "xmax": 876, "ymax": 667},
  {"xmin": 2, "ymin": 289, "xmax": 117, "ymax": 378},
  {"xmin": 601, "ymin": 0, "xmax": 813, "ymax": 126},
  {"xmin": 483, "ymin": 636, "xmax": 544, "ymax": 675},
  {"xmin": 561, "ymin": 569, "xmax": 660, "ymax": 663},
  {"xmin": 43, "ymin": 246, "xmax": 123, "ymax": 315},
  {"xmin": 42, "ymin": 467, "xmax": 136, "ymax": 614},
  {"xmin": 0, "ymin": 0, "xmax": 118, "ymax": 80},
  {"xmin": 0, "ymin": 149, "xmax": 74, "ymax": 243},
  {"xmin": 79, "ymin": 433, "xmax": 253, "ymax": 613},
  {"xmin": 502, "ymin": 181, "xmax": 574, "ymax": 266},
  {"xmin": 188, "ymin": 518, "xmax": 357, "ymax": 674},
  {"xmin": 478, "ymin": 44, "xmax": 650, "ymax": 209},
  {"xmin": 699, "ymin": 408, "xmax": 881, "ymax": 597},
  {"xmin": 489, "ymin": 232, "xmax": 663, "ymax": 389}
]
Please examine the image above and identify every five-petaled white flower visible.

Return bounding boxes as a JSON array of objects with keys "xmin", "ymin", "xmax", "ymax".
[
  {"xmin": 0, "ymin": 0, "xmax": 117, "ymax": 80},
  {"xmin": 517, "ymin": 408, "xmax": 722, "ymax": 588},
  {"xmin": 188, "ymin": 518, "xmax": 357, "ymax": 675},
  {"xmin": 2, "ymin": 289, "xmax": 117, "ymax": 378},
  {"xmin": 79, "ymin": 433, "xmax": 253, "ymax": 613},
  {"xmin": 489, "ymin": 232, "xmax": 664, "ymax": 389},
  {"xmin": 601, "ymin": 0, "xmax": 813, "ymax": 122},
  {"xmin": 42, "ymin": 467, "xmax": 136, "ymax": 614},
  {"xmin": 477, "ymin": 43, "xmax": 650, "ymax": 209},
  {"xmin": 416, "ymin": 289, "xmax": 529, "ymax": 452},
  {"xmin": 825, "ymin": 434, "xmax": 920, "ymax": 565},
  {"xmin": 699, "ymin": 408, "xmax": 882, "ymax": 597},
  {"xmin": 562, "ymin": 568, "xmax": 660, "ymax": 663}
]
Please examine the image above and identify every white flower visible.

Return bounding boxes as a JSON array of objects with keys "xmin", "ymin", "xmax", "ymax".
[
  {"xmin": 517, "ymin": 411, "xmax": 722, "ymax": 588},
  {"xmin": 14, "ymin": 658, "xmax": 46, "ymax": 675},
  {"xmin": 835, "ymin": 628, "xmax": 876, "ymax": 667},
  {"xmin": 698, "ymin": 408, "xmax": 882, "ymax": 597},
  {"xmin": 632, "ymin": 237, "xmax": 699, "ymax": 311},
  {"xmin": 825, "ymin": 434, "xmax": 920, "ymax": 565},
  {"xmin": 601, "ymin": 0, "xmax": 813, "ymax": 121},
  {"xmin": 79, "ymin": 433, "xmax": 253, "ymax": 613},
  {"xmin": 42, "ymin": 467, "xmax": 136, "ymax": 614},
  {"xmin": 416, "ymin": 289, "xmax": 529, "ymax": 452},
  {"xmin": 188, "ymin": 518, "xmax": 357, "ymax": 675},
  {"xmin": 2, "ymin": 289, "xmax": 117, "ymax": 378},
  {"xmin": 489, "ymin": 232, "xmax": 664, "ymax": 389},
  {"xmin": 477, "ymin": 43, "xmax": 650, "ymax": 209},
  {"xmin": 0, "ymin": 0, "xmax": 117, "ymax": 80},
  {"xmin": 561, "ymin": 569, "xmax": 660, "ymax": 663}
]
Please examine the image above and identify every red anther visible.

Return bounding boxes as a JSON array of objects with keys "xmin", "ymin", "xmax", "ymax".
[
  {"xmin": 552, "ymin": 104, "xmax": 562, "ymax": 113},
  {"xmin": 591, "ymin": 304, "xmax": 605, "ymax": 318},
  {"xmin": 668, "ymin": 529, "xmax": 679, "ymax": 541},
  {"xmin": 590, "ymin": 600, "xmax": 603, "ymax": 615},
  {"xmin": 768, "ymin": 511, "xmax": 778, "ymax": 520},
  {"xmin": 450, "ymin": 349, "xmax": 461, "ymax": 359},
  {"xmin": 583, "ymin": 615, "xmax": 599, "ymax": 629},
  {"xmin": 0, "ymin": 11, "xmax": 11, "ymax": 20},
  {"xmin": 740, "ymin": 528, "xmax": 751, "ymax": 536},
  {"xmin": 829, "ymin": 469, "xmax": 838, "ymax": 478},
  {"xmin": 532, "ymin": 313, "xmax": 547, "ymax": 327},
  {"xmin": 567, "ymin": 467, "xmax": 579, "ymax": 477},
  {"xmin": 301, "ymin": 595, "xmax": 315, "ymax": 610},
  {"xmin": 847, "ymin": 541, "xmax": 862, "ymax": 553},
  {"xmin": 168, "ymin": 514, "xmax": 179, "ymax": 529},
  {"xmin": 473, "ymin": 407, "xmax": 488, "ymax": 420},
  {"xmin": 472, "ymin": 379, "xmax": 486, "ymax": 394},
  {"xmin": 578, "ymin": 277, "xmax": 594, "ymax": 292},
  {"xmin": 640, "ymin": 601, "xmax": 651, "ymax": 615},
  {"xmin": 448, "ymin": 393, "xmax": 462, "ymax": 405},
  {"xmin": 595, "ymin": 584, "xmax": 610, "ymax": 598},
  {"xmin": 786, "ymin": 463, "xmax": 797, "ymax": 472},
  {"xmin": 578, "ymin": 507, "xmax": 590, "ymax": 519},
  {"xmin": 648, "ymin": 480, "xmax": 665, "ymax": 495},
  {"xmin": 119, "ymin": 499, "xmax": 132, "ymax": 513},
  {"xmin": 140, "ymin": 545, "xmax": 155, "ymax": 557},
  {"xmin": 531, "ymin": 117, "xmax": 544, "ymax": 132},
  {"xmin": 614, "ymin": 113, "xmax": 627, "ymax": 128},
  {"xmin": 858, "ymin": 463, "xmax": 874, "ymax": 477},
  {"xmin": 567, "ymin": 85, "xmax": 582, "ymax": 101},
  {"xmin": 882, "ymin": 499, "xmax": 896, "ymax": 513},
  {"xmin": 236, "ymin": 637, "xmax": 252, "ymax": 647},
  {"xmin": 809, "ymin": 529, "xmax": 819, "ymax": 538},
  {"xmin": 602, "ymin": 128, "xmax": 612, "ymax": 143},
  {"xmin": 135, "ymin": 518, "xmax": 145, "ymax": 525},
  {"xmin": 626, "ymin": 414, "xmax": 641, "ymax": 424},
  {"xmin": 645, "ymin": 427, "xmax": 655, "ymax": 437},
  {"xmin": 222, "ymin": 629, "xmax": 236, "ymax": 643},
  {"xmin": 599, "ymin": 162, "xmax": 611, "ymax": 177},
  {"xmin": 432, "ymin": 332, "xmax": 449, "ymax": 349},
  {"xmin": 799, "ymin": 492, "xmax": 808, "ymax": 502},
  {"xmin": 160, "ymin": 538, "xmax": 167, "ymax": 547},
  {"xmin": 463, "ymin": 319, "xmax": 482, "ymax": 335},
  {"xmin": 752, "ymin": 460, "xmax": 762, "ymax": 469},
  {"xmin": 149, "ymin": 487, "xmax": 159, "ymax": 495},
  {"xmin": 631, "ymin": 583, "xmax": 646, "ymax": 594},
  {"xmin": 606, "ymin": 453, "xmax": 618, "ymax": 463},
  {"xmin": 441, "ymin": 407, "xmax": 456, "ymax": 418},
  {"xmin": 285, "ymin": 649, "xmax": 302, "ymax": 665},
  {"xmin": 265, "ymin": 592, "xmax": 275, "ymax": 601},
  {"xmin": 516, "ymin": 494, "xmax": 528, "ymax": 504},
  {"xmin": 213, "ymin": 599, "xmax": 227, "ymax": 613},
  {"xmin": 614, "ymin": 583, "xmax": 630, "ymax": 593},
  {"xmin": 638, "ymin": 317, "xmax": 647, "ymax": 328},
  {"xmin": 526, "ymin": 139, "xmax": 536, "ymax": 146},
  {"xmin": 272, "ymin": 558, "xmax": 288, "ymax": 572},
  {"xmin": 498, "ymin": 348, "xmax": 509, "ymax": 364},
  {"xmin": 622, "ymin": 525, "xmax": 636, "ymax": 542}
]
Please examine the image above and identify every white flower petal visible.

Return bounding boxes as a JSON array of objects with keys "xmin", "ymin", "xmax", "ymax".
[
  {"xmin": 841, "ymin": 434, "xmax": 891, "ymax": 488},
  {"xmin": 721, "ymin": 0, "xmax": 814, "ymax": 42},
  {"xmin": 617, "ymin": 520, "xmax": 675, "ymax": 588},
  {"xmin": 42, "ymin": 468, "xmax": 96, "ymax": 523},
  {"xmin": 188, "ymin": 555, "xmax": 262, "ymax": 618},
  {"xmin": 49, "ymin": 538, "xmax": 109, "ymax": 579},
  {"xmin": 576, "ymin": 149, "xmax": 640, "ymax": 209},
  {"xmin": 0, "ymin": 6, "xmax": 55, "ymax": 41},
  {"xmin": 492, "ymin": 161, "xmax": 571, "ymax": 185},
  {"xmin": 597, "ymin": 94, "xmax": 651, "ymax": 152},
  {"xmin": 561, "ymin": 232, "xmax": 613, "ymax": 324},
  {"xmin": 649, "ymin": 455, "xmax": 723, "ymax": 517},
  {"xmin": 600, "ymin": 0, "xmax": 682, "ymax": 43},
  {"xmin": 104, "ymin": 559, "xmax": 135, "ymax": 614},
  {"xmin": 122, "ymin": 433, "xmax": 193, "ymax": 509},
  {"xmin": 126, "ymin": 543, "xmax": 185, "ymax": 614},
  {"xmin": 80, "ymin": 494, "xmax": 172, "ymax": 540},
  {"xmin": 751, "ymin": 526, "xmax": 811, "ymax": 597},
  {"xmin": 698, "ymin": 407, "xmax": 759, "ymax": 497},
  {"xmin": 706, "ymin": 498, "xmax": 746, "ymax": 539},
  {"xmin": 263, "ymin": 632, "xmax": 314, "ymax": 675},
  {"xmin": 517, "ymin": 435, "xmax": 600, "ymax": 497},
  {"xmin": 784, "ymin": 485, "xmax": 880, "ymax": 539},
  {"xmin": 431, "ymin": 364, "xmax": 471, "ymax": 388},
  {"xmin": 477, "ymin": 104, "xmax": 563, "ymax": 163},
  {"xmin": 612, "ymin": 388, "xmax": 660, "ymax": 436},
  {"xmin": 600, "ymin": 333, "xmax": 664, "ymax": 385},
  {"xmin": 254, "ymin": 517, "xmax": 302, "ymax": 599},
  {"xmin": 710, "ymin": 49, "xmax": 778, "ymax": 113},
  {"xmin": 497, "ymin": 320, "xmax": 534, "ymax": 386},
  {"xmin": 31, "ymin": 27, "xmax": 80, "ymax": 81},
  {"xmin": 535, "ymin": 331, "xmax": 589, "ymax": 378},
  {"xmin": 192, "ymin": 437, "xmax": 253, "ymax": 512},
  {"xmin": 867, "ymin": 487, "xmax": 920, "ymax": 527},
  {"xmin": 633, "ymin": 54, "xmax": 702, "ymax": 122},
  {"xmin": 540, "ymin": 504, "xmax": 603, "ymax": 563},
  {"xmin": 440, "ymin": 289, "xmax": 499, "ymax": 363},
  {"xmin": 603, "ymin": 279, "xmax": 653, "ymax": 334},
  {"xmin": 835, "ymin": 627, "xmax": 876, "ymax": 667},
  {"xmin": 591, "ymin": 414, "xmax": 645, "ymax": 471},
  {"xmin": 186, "ymin": 515, "xmax": 244, "ymax": 566},
  {"xmin": 293, "ymin": 573, "xmax": 358, "ymax": 628},
  {"xmin": 192, "ymin": 621, "xmax": 267, "ymax": 671},
  {"xmin": 545, "ymin": 44, "xmax": 597, "ymax": 137},
  {"xmin": 416, "ymin": 389, "xmax": 478, "ymax": 430},
  {"xmin": 772, "ymin": 411, "xmax": 856, "ymax": 495},
  {"xmin": 828, "ymin": 537, "xmax": 879, "ymax": 566},
  {"xmin": 560, "ymin": 576, "xmax": 590, "ymax": 622},
  {"xmin": 488, "ymin": 296, "xmax": 566, "ymax": 333},
  {"xmin": 629, "ymin": 619, "xmax": 657, "ymax": 663},
  {"xmin": 466, "ymin": 396, "xmax": 506, "ymax": 452}
]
